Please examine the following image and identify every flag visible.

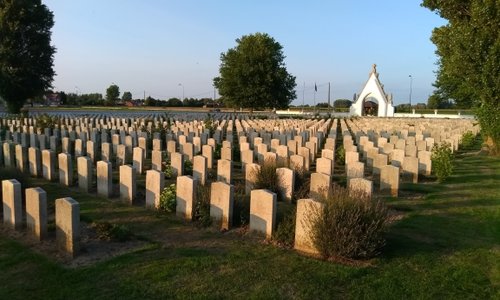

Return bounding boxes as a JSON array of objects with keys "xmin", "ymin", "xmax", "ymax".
[{"xmin": 314, "ymin": 83, "xmax": 317, "ymax": 92}]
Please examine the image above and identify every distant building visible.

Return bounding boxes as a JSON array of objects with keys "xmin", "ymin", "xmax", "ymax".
[
  {"xmin": 350, "ymin": 64, "xmax": 395, "ymax": 117},
  {"xmin": 45, "ymin": 93, "xmax": 62, "ymax": 106}
]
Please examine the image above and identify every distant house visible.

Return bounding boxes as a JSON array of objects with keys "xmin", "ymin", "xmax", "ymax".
[
  {"xmin": 45, "ymin": 93, "xmax": 62, "ymax": 106},
  {"xmin": 124, "ymin": 100, "xmax": 142, "ymax": 107}
]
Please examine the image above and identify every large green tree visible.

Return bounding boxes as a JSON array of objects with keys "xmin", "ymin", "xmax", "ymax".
[
  {"xmin": 122, "ymin": 91, "xmax": 132, "ymax": 101},
  {"xmin": 213, "ymin": 33, "xmax": 296, "ymax": 110},
  {"xmin": 0, "ymin": 0, "xmax": 56, "ymax": 113},
  {"xmin": 105, "ymin": 84, "xmax": 119, "ymax": 105},
  {"xmin": 423, "ymin": 0, "xmax": 500, "ymax": 153}
]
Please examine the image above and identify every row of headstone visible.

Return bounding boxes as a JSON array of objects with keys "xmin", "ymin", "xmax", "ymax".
[{"xmin": 1, "ymin": 179, "xmax": 79, "ymax": 256}]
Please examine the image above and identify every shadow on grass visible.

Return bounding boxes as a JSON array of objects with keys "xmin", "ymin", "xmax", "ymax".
[{"xmin": 384, "ymin": 153, "xmax": 500, "ymax": 260}]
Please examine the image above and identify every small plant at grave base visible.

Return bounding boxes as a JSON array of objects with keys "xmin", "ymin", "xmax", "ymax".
[
  {"xmin": 431, "ymin": 142, "xmax": 453, "ymax": 182},
  {"xmin": 460, "ymin": 131, "xmax": 475, "ymax": 150},
  {"xmin": 35, "ymin": 113, "xmax": 60, "ymax": 130},
  {"xmin": 272, "ymin": 209, "xmax": 296, "ymax": 248},
  {"xmin": 293, "ymin": 167, "xmax": 310, "ymax": 202},
  {"xmin": 253, "ymin": 159, "xmax": 281, "ymax": 200},
  {"xmin": 159, "ymin": 184, "xmax": 177, "ymax": 213},
  {"xmin": 91, "ymin": 221, "xmax": 133, "ymax": 242},
  {"xmin": 213, "ymin": 144, "xmax": 222, "ymax": 160},
  {"xmin": 336, "ymin": 146, "xmax": 345, "ymax": 166},
  {"xmin": 306, "ymin": 186, "xmax": 390, "ymax": 260},
  {"xmin": 194, "ymin": 183, "xmax": 212, "ymax": 228},
  {"xmin": 162, "ymin": 155, "xmax": 173, "ymax": 179},
  {"xmin": 204, "ymin": 113, "xmax": 216, "ymax": 137},
  {"xmin": 184, "ymin": 160, "xmax": 193, "ymax": 176},
  {"xmin": 232, "ymin": 183, "xmax": 250, "ymax": 227}
]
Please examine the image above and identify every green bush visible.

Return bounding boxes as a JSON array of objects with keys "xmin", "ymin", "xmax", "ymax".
[
  {"xmin": 431, "ymin": 142, "xmax": 453, "ymax": 182},
  {"xmin": 336, "ymin": 146, "xmax": 345, "ymax": 166},
  {"xmin": 194, "ymin": 183, "xmax": 212, "ymax": 227},
  {"xmin": 232, "ymin": 183, "xmax": 250, "ymax": 227},
  {"xmin": 253, "ymin": 160, "xmax": 281, "ymax": 200},
  {"xmin": 460, "ymin": 131, "xmax": 475, "ymax": 150},
  {"xmin": 91, "ymin": 221, "xmax": 133, "ymax": 242},
  {"xmin": 307, "ymin": 186, "xmax": 390, "ymax": 260},
  {"xmin": 213, "ymin": 144, "xmax": 222, "ymax": 160},
  {"xmin": 293, "ymin": 168, "xmax": 310, "ymax": 201},
  {"xmin": 159, "ymin": 184, "xmax": 176, "ymax": 212},
  {"xmin": 184, "ymin": 160, "xmax": 193, "ymax": 176},
  {"xmin": 273, "ymin": 209, "xmax": 296, "ymax": 248}
]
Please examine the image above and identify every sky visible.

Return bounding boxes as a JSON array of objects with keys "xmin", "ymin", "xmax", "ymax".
[{"xmin": 42, "ymin": 0, "xmax": 446, "ymax": 106}]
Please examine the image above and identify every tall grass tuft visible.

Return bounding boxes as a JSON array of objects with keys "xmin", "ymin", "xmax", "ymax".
[{"xmin": 307, "ymin": 186, "xmax": 390, "ymax": 260}]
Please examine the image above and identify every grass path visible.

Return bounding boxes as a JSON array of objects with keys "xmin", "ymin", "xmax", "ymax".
[{"xmin": 0, "ymin": 152, "xmax": 498, "ymax": 299}]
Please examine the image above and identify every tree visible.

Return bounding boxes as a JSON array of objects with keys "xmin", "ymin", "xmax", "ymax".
[
  {"xmin": 423, "ymin": 0, "xmax": 500, "ymax": 154},
  {"xmin": 106, "ymin": 84, "xmax": 119, "ymax": 105},
  {"xmin": 333, "ymin": 99, "xmax": 352, "ymax": 109},
  {"xmin": 213, "ymin": 33, "xmax": 296, "ymax": 110},
  {"xmin": 166, "ymin": 98, "xmax": 183, "ymax": 107},
  {"xmin": 0, "ymin": 0, "xmax": 56, "ymax": 113},
  {"xmin": 427, "ymin": 94, "xmax": 453, "ymax": 109},
  {"xmin": 122, "ymin": 91, "xmax": 132, "ymax": 102}
]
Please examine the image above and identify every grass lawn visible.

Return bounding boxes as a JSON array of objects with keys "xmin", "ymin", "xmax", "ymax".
[{"xmin": 0, "ymin": 149, "xmax": 498, "ymax": 299}]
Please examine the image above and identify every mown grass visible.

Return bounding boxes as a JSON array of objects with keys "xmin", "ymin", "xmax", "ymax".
[{"xmin": 0, "ymin": 147, "xmax": 498, "ymax": 299}]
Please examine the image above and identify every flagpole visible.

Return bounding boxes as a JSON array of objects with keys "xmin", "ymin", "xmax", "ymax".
[
  {"xmin": 302, "ymin": 81, "xmax": 305, "ymax": 113},
  {"xmin": 314, "ymin": 82, "xmax": 317, "ymax": 114},
  {"xmin": 328, "ymin": 82, "xmax": 331, "ymax": 115}
]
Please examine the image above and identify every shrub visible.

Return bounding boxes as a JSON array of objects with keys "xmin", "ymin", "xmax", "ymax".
[
  {"xmin": 91, "ymin": 221, "xmax": 133, "ymax": 242},
  {"xmin": 184, "ymin": 160, "xmax": 193, "ymax": 176},
  {"xmin": 253, "ymin": 160, "xmax": 281, "ymax": 199},
  {"xmin": 431, "ymin": 142, "xmax": 453, "ymax": 182},
  {"xmin": 293, "ymin": 168, "xmax": 310, "ymax": 201},
  {"xmin": 336, "ymin": 146, "xmax": 345, "ymax": 166},
  {"xmin": 307, "ymin": 186, "xmax": 390, "ymax": 260},
  {"xmin": 213, "ymin": 144, "xmax": 222, "ymax": 160},
  {"xmin": 232, "ymin": 183, "xmax": 250, "ymax": 227},
  {"xmin": 460, "ymin": 131, "xmax": 475, "ymax": 150},
  {"xmin": 273, "ymin": 209, "xmax": 296, "ymax": 248},
  {"xmin": 194, "ymin": 183, "xmax": 212, "ymax": 227},
  {"xmin": 159, "ymin": 184, "xmax": 176, "ymax": 212}
]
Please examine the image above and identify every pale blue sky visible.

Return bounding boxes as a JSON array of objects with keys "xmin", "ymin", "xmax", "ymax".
[{"xmin": 43, "ymin": 0, "xmax": 445, "ymax": 105}]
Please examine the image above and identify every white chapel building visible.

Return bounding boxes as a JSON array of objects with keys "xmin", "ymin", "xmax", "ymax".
[{"xmin": 350, "ymin": 64, "xmax": 395, "ymax": 117}]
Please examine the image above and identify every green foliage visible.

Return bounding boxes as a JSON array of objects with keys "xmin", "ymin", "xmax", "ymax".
[
  {"xmin": 333, "ymin": 99, "xmax": 352, "ymax": 109},
  {"xmin": 0, "ymin": 0, "xmax": 56, "ymax": 113},
  {"xmin": 253, "ymin": 160, "xmax": 281, "ymax": 200},
  {"xmin": 184, "ymin": 160, "xmax": 193, "ymax": 176},
  {"xmin": 105, "ymin": 84, "xmax": 120, "ymax": 105},
  {"xmin": 336, "ymin": 146, "xmax": 345, "ymax": 166},
  {"xmin": 35, "ymin": 114, "xmax": 59, "ymax": 130},
  {"xmin": 121, "ymin": 91, "xmax": 132, "ymax": 101},
  {"xmin": 293, "ymin": 168, "xmax": 310, "ymax": 201},
  {"xmin": 431, "ymin": 142, "xmax": 454, "ymax": 182},
  {"xmin": 307, "ymin": 186, "xmax": 390, "ymax": 260},
  {"xmin": 158, "ymin": 184, "xmax": 177, "ymax": 213},
  {"xmin": 162, "ymin": 158, "xmax": 173, "ymax": 179},
  {"xmin": 204, "ymin": 113, "xmax": 216, "ymax": 137},
  {"xmin": 426, "ymin": 94, "xmax": 453, "ymax": 109},
  {"xmin": 475, "ymin": 101, "xmax": 500, "ymax": 154},
  {"xmin": 460, "ymin": 131, "xmax": 475, "ymax": 150},
  {"xmin": 91, "ymin": 221, "xmax": 132, "ymax": 242},
  {"xmin": 194, "ymin": 183, "xmax": 212, "ymax": 227},
  {"xmin": 272, "ymin": 209, "xmax": 296, "ymax": 248},
  {"xmin": 213, "ymin": 143, "xmax": 222, "ymax": 160},
  {"xmin": 423, "ymin": 0, "xmax": 500, "ymax": 151},
  {"xmin": 213, "ymin": 32, "xmax": 296, "ymax": 110}
]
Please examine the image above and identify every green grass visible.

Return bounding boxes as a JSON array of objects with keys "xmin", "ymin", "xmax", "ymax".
[{"xmin": 0, "ymin": 151, "xmax": 499, "ymax": 299}]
